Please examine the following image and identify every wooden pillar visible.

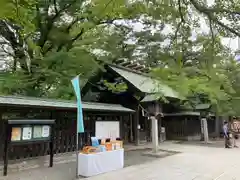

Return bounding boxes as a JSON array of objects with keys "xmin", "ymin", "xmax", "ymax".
[
  {"xmin": 200, "ymin": 116, "xmax": 204, "ymax": 141},
  {"xmin": 134, "ymin": 105, "xmax": 140, "ymax": 146},
  {"xmin": 130, "ymin": 114, "xmax": 133, "ymax": 142},
  {"xmin": 3, "ymin": 122, "xmax": 10, "ymax": 176},
  {"xmin": 158, "ymin": 116, "xmax": 162, "ymax": 142},
  {"xmin": 119, "ymin": 115, "xmax": 124, "ymax": 140},
  {"xmin": 92, "ymin": 115, "xmax": 96, "ymax": 137},
  {"xmin": 156, "ymin": 103, "xmax": 162, "ymax": 142},
  {"xmin": 184, "ymin": 118, "xmax": 188, "ymax": 138},
  {"xmin": 0, "ymin": 110, "xmax": 3, "ymax": 161},
  {"xmin": 144, "ymin": 116, "xmax": 148, "ymax": 141},
  {"xmin": 215, "ymin": 115, "xmax": 220, "ymax": 137}
]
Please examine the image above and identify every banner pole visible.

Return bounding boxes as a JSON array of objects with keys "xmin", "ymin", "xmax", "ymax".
[
  {"xmin": 76, "ymin": 132, "xmax": 79, "ymax": 178},
  {"xmin": 71, "ymin": 75, "xmax": 84, "ymax": 179}
]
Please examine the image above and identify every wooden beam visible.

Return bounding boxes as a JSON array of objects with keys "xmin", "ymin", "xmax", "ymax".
[
  {"xmin": 125, "ymin": 62, "xmax": 140, "ymax": 68},
  {"xmin": 142, "ymin": 67, "xmax": 151, "ymax": 73},
  {"xmin": 132, "ymin": 65, "xmax": 145, "ymax": 71},
  {"xmin": 114, "ymin": 58, "xmax": 126, "ymax": 64},
  {"xmin": 119, "ymin": 60, "xmax": 132, "ymax": 66}
]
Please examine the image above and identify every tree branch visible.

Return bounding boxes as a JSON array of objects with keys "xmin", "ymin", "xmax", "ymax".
[
  {"xmin": 208, "ymin": 17, "xmax": 215, "ymax": 66},
  {"xmin": 35, "ymin": 4, "xmax": 42, "ymax": 33},
  {"xmin": 57, "ymin": 19, "xmax": 117, "ymax": 52},
  {"xmin": 167, "ymin": 0, "xmax": 186, "ymax": 52},
  {"xmin": 213, "ymin": 18, "xmax": 240, "ymax": 37},
  {"xmin": 189, "ymin": 0, "xmax": 240, "ymax": 37},
  {"xmin": 66, "ymin": 18, "xmax": 80, "ymax": 32},
  {"xmin": 66, "ymin": 29, "xmax": 85, "ymax": 51},
  {"xmin": 178, "ymin": 0, "xmax": 185, "ymax": 23},
  {"xmin": 37, "ymin": 0, "xmax": 78, "ymax": 48},
  {"xmin": 53, "ymin": 0, "xmax": 58, "ymax": 14},
  {"xmin": 205, "ymin": 7, "xmax": 240, "ymax": 16}
]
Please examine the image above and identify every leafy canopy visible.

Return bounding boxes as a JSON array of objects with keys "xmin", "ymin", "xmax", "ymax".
[
  {"xmin": 1, "ymin": 0, "xmax": 240, "ymax": 115},
  {"xmin": 0, "ymin": 0, "xmax": 147, "ymax": 99}
]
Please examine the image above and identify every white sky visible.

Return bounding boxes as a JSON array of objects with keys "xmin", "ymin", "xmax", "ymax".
[
  {"xmin": 201, "ymin": 0, "xmax": 238, "ymax": 51},
  {"xmin": 128, "ymin": 0, "xmax": 239, "ymax": 52},
  {"xmin": 195, "ymin": 0, "xmax": 239, "ymax": 51},
  {"xmin": 132, "ymin": 23, "xmax": 239, "ymax": 51}
]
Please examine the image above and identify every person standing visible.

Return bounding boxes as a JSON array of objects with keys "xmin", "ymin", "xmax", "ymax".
[
  {"xmin": 223, "ymin": 121, "xmax": 231, "ymax": 148},
  {"xmin": 230, "ymin": 117, "xmax": 238, "ymax": 148}
]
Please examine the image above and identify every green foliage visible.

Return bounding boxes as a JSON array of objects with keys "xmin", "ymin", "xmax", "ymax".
[
  {"xmin": 103, "ymin": 80, "xmax": 128, "ymax": 93},
  {"xmin": 146, "ymin": 32, "xmax": 238, "ymax": 114},
  {"xmin": 1, "ymin": 0, "xmax": 240, "ymax": 116},
  {"xmin": 97, "ymin": 0, "xmax": 240, "ymax": 115},
  {"xmin": 0, "ymin": 0, "xmax": 36, "ymax": 33},
  {"xmin": 0, "ymin": 0, "xmax": 149, "ymax": 99}
]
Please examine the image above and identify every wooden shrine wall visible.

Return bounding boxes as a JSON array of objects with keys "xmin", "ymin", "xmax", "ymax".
[
  {"xmin": 162, "ymin": 116, "xmax": 201, "ymax": 140},
  {"xmin": 0, "ymin": 107, "xmax": 130, "ymax": 161}
]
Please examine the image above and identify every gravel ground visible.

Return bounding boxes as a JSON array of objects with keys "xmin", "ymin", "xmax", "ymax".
[
  {"xmin": 176, "ymin": 140, "xmax": 225, "ymax": 148},
  {"xmin": 125, "ymin": 149, "xmax": 157, "ymax": 167},
  {"xmin": 124, "ymin": 149, "xmax": 175, "ymax": 167},
  {"xmin": 0, "ymin": 149, "xmax": 175, "ymax": 180}
]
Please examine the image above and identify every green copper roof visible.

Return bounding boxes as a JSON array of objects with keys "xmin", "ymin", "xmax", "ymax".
[
  {"xmin": 195, "ymin": 103, "xmax": 211, "ymax": 110},
  {"xmin": 109, "ymin": 66, "xmax": 179, "ymax": 99},
  {"xmin": 164, "ymin": 111, "xmax": 200, "ymax": 116},
  {"xmin": 0, "ymin": 96, "xmax": 134, "ymax": 113},
  {"xmin": 141, "ymin": 94, "xmax": 163, "ymax": 102}
]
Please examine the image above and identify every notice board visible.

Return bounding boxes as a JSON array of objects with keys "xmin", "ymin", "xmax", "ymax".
[{"xmin": 95, "ymin": 121, "xmax": 120, "ymax": 140}]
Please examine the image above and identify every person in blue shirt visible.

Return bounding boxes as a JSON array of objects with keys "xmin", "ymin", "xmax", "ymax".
[{"xmin": 223, "ymin": 121, "xmax": 231, "ymax": 148}]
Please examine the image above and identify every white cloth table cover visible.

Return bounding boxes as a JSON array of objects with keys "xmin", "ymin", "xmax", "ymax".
[{"xmin": 78, "ymin": 149, "xmax": 124, "ymax": 177}]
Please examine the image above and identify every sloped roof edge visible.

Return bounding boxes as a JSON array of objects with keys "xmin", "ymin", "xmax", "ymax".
[
  {"xmin": 108, "ymin": 65, "xmax": 180, "ymax": 99},
  {"xmin": 0, "ymin": 95, "xmax": 135, "ymax": 113}
]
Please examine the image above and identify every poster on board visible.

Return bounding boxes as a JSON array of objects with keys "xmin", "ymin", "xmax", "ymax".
[
  {"xmin": 11, "ymin": 127, "xmax": 21, "ymax": 141},
  {"xmin": 22, "ymin": 127, "xmax": 32, "ymax": 140},
  {"xmin": 95, "ymin": 121, "xmax": 120, "ymax": 140},
  {"xmin": 33, "ymin": 126, "xmax": 42, "ymax": 138},
  {"xmin": 42, "ymin": 125, "xmax": 50, "ymax": 138}
]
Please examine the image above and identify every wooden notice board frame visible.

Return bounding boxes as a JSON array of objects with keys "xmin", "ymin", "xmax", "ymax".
[{"xmin": 3, "ymin": 119, "xmax": 55, "ymax": 176}]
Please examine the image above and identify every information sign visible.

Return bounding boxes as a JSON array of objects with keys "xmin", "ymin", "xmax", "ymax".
[
  {"xmin": 11, "ymin": 127, "xmax": 21, "ymax": 141},
  {"xmin": 4, "ymin": 119, "xmax": 55, "ymax": 176},
  {"xmin": 22, "ymin": 127, "xmax": 32, "ymax": 140},
  {"xmin": 33, "ymin": 126, "xmax": 42, "ymax": 138},
  {"xmin": 42, "ymin": 125, "xmax": 50, "ymax": 138}
]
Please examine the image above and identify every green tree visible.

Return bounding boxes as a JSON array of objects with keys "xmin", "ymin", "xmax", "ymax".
[
  {"xmin": 0, "ymin": 0, "xmax": 147, "ymax": 98},
  {"xmin": 1, "ymin": 0, "xmax": 240, "ymax": 115},
  {"xmin": 145, "ymin": 0, "xmax": 240, "ymax": 114},
  {"xmin": 99, "ymin": 0, "xmax": 240, "ymax": 114}
]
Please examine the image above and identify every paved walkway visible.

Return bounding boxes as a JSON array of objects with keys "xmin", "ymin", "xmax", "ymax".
[
  {"xmin": 2, "ymin": 141, "xmax": 240, "ymax": 180},
  {"xmin": 86, "ymin": 141, "xmax": 240, "ymax": 180}
]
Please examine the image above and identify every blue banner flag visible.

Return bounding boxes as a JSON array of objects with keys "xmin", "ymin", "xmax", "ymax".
[{"xmin": 71, "ymin": 75, "xmax": 84, "ymax": 133}]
